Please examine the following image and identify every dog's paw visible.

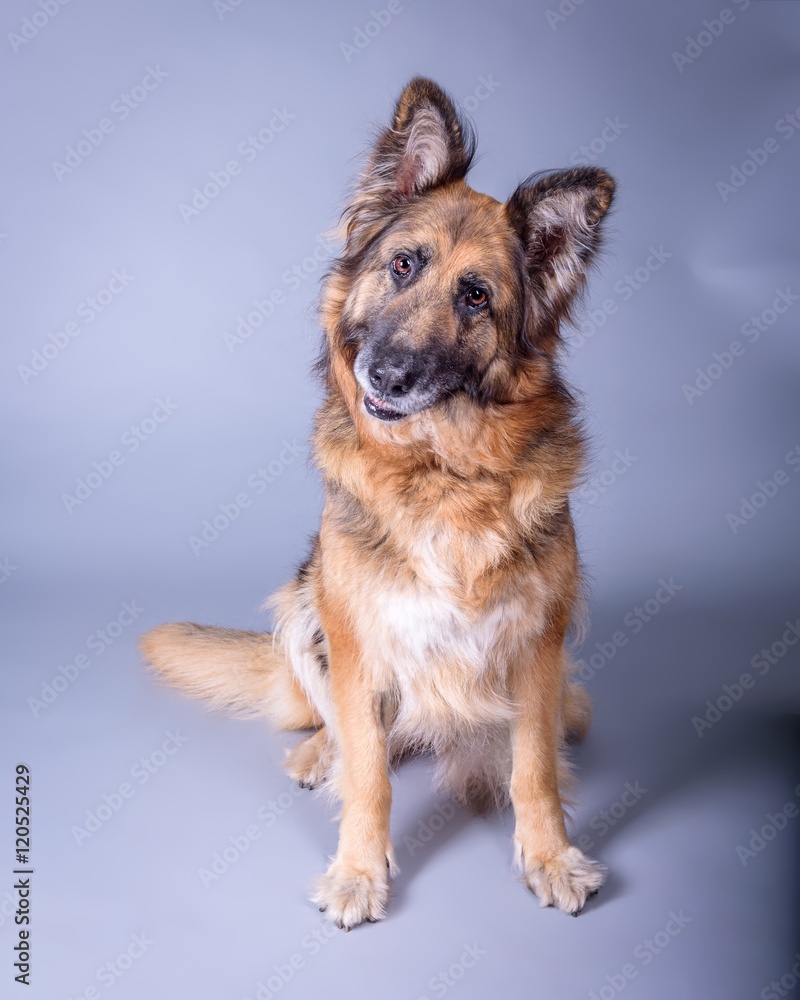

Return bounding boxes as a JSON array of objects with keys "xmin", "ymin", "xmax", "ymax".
[
  {"xmin": 311, "ymin": 857, "xmax": 394, "ymax": 930},
  {"xmin": 519, "ymin": 844, "xmax": 606, "ymax": 915},
  {"xmin": 284, "ymin": 730, "xmax": 333, "ymax": 790}
]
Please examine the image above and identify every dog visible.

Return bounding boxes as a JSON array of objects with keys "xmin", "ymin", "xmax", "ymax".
[{"xmin": 140, "ymin": 77, "xmax": 616, "ymax": 929}]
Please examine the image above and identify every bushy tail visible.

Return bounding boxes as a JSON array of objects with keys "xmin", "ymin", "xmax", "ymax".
[{"xmin": 139, "ymin": 622, "xmax": 319, "ymax": 730}]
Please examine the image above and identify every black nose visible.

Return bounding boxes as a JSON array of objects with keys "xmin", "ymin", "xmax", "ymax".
[{"xmin": 368, "ymin": 359, "xmax": 417, "ymax": 398}]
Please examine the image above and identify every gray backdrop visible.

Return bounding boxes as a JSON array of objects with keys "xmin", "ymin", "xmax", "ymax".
[{"xmin": 2, "ymin": 1, "xmax": 799, "ymax": 997}]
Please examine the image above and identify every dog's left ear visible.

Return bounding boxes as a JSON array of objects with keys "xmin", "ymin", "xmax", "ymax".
[
  {"xmin": 343, "ymin": 77, "xmax": 475, "ymax": 249},
  {"xmin": 505, "ymin": 167, "xmax": 615, "ymax": 334}
]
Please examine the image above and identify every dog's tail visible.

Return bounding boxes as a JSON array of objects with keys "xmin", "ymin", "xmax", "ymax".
[{"xmin": 139, "ymin": 622, "xmax": 319, "ymax": 730}]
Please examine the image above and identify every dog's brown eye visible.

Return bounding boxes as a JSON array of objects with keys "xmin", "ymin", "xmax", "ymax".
[
  {"xmin": 392, "ymin": 254, "xmax": 413, "ymax": 277},
  {"xmin": 467, "ymin": 287, "xmax": 487, "ymax": 307}
]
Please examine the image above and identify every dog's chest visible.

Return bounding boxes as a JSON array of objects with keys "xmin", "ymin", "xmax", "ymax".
[
  {"xmin": 358, "ymin": 523, "xmax": 544, "ymax": 684},
  {"xmin": 375, "ymin": 582, "xmax": 514, "ymax": 670}
]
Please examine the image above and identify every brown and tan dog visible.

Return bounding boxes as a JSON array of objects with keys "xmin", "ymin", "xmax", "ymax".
[{"xmin": 141, "ymin": 77, "xmax": 615, "ymax": 929}]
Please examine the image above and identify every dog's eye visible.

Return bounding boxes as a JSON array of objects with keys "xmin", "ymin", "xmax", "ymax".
[
  {"xmin": 466, "ymin": 287, "xmax": 488, "ymax": 308},
  {"xmin": 391, "ymin": 254, "xmax": 413, "ymax": 277}
]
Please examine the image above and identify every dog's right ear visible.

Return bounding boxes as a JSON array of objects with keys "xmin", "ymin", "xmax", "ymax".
[{"xmin": 342, "ymin": 77, "xmax": 475, "ymax": 251}]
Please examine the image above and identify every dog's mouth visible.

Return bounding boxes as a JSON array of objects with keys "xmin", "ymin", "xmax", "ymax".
[{"xmin": 363, "ymin": 394, "xmax": 406, "ymax": 421}]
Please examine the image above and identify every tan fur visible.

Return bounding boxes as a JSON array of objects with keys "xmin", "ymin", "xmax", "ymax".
[
  {"xmin": 141, "ymin": 77, "xmax": 615, "ymax": 927},
  {"xmin": 140, "ymin": 623, "xmax": 319, "ymax": 730}
]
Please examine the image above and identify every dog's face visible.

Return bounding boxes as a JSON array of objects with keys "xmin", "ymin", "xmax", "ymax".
[
  {"xmin": 350, "ymin": 188, "xmax": 527, "ymax": 421},
  {"xmin": 323, "ymin": 78, "xmax": 615, "ymax": 426}
]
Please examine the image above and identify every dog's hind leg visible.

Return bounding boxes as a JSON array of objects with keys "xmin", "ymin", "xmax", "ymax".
[
  {"xmin": 562, "ymin": 677, "xmax": 593, "ymax": 745},
  {"xmin": 285, "ymin": 727, "xmax": 335, "ymax": 789}
]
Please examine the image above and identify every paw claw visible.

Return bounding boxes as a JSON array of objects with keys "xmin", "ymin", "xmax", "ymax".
[
  {"xmin": 519, "ymin": 845, "xmax": 606, "ymax": 915},
  {"xmin": 312, "ymin": 862, "xmax": 390, "ymax": 929},
  {"xmin": 285, "ymin": 731, "xmax": 333, "ymax": 790}
]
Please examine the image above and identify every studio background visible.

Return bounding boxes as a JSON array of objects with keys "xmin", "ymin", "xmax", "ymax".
[{"xmin": 2, "ymin": 1, "xmax": 799, "ymax": 997}]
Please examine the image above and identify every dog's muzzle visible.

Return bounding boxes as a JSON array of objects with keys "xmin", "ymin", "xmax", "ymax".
[{"xmin": 354, "ymin": 347, "xmax": 439, "ymax": 421}]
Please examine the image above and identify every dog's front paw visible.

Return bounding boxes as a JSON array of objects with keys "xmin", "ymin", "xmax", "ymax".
[
  {"xmin": 518, "ymin": 844, "xmax": 606, "ymax": 915},
  {"xmin": 311, "ymin": 856, "xmax": 394, "ymax": 930}
]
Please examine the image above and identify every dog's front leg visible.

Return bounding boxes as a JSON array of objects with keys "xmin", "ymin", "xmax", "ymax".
[
  {"xmin": 510, "ymin": 617, "xmax": 606, "ymax": 915},
  {"xmin": 311, "ymin": 593, "xmax": 395, "ymax": 929}
]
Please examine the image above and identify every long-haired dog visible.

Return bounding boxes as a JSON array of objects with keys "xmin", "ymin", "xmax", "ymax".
[{"xmin": 141, "ymin": 77, "xmax": 615, "ymax": 929}]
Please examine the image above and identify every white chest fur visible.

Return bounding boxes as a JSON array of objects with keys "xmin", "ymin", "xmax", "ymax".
[{"xmin": 351, "ymin": 528, "xmax": 546, "ymax": 737}]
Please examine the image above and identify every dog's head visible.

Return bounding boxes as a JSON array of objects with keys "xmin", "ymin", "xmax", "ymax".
[{"xmin": 321, "ymin": 77, "xmax": 615, "ymax": 427}]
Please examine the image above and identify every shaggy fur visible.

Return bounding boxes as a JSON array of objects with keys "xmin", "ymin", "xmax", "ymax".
[{"xmin": 141, "ymin": 77, "xmax": 615, "ymax": 928}]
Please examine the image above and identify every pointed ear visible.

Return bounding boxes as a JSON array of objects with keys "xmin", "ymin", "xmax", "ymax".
[
  {"xmin": 505, "ymin": 167, "xmax": 615, "ymax": 334},
  {"xmin": 343, "ymin": 77, "xmax": 476, "ymax": 249}
]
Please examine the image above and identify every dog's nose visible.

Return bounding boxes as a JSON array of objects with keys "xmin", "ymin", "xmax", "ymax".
[{"xmin": 368, "ymin": 360, "xmax": 417, "ymax": 398}]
